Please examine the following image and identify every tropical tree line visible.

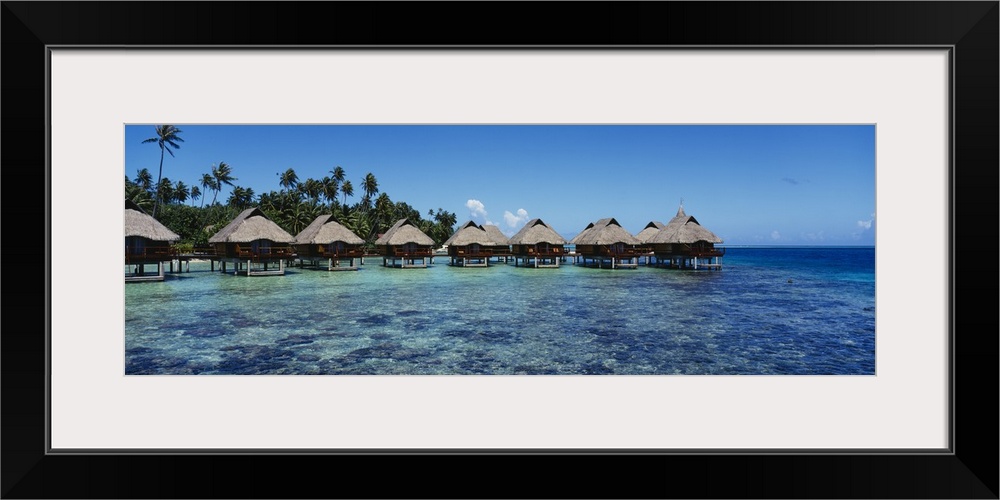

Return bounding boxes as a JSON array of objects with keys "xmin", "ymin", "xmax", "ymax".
[{"xmin": 127, "ymin": 126, "xmax": 457, "ymax": 250}]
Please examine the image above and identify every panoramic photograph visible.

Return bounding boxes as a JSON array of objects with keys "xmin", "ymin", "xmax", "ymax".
[{"xmin": 124, "ymin": 124, "xmax": 876, "ymax": 375}]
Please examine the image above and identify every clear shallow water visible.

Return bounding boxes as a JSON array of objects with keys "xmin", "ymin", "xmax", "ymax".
[{"xmin": 125, "ymin": 247, "xmax": 875, "ymax": 375}]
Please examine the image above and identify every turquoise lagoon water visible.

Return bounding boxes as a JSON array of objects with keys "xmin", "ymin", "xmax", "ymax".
[{"xmin": 125, "ymin": 247, "xmax": 876, "ymax": 375}]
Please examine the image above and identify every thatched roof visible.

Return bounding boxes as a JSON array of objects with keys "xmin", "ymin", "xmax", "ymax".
[
  {"xmin": 648, "ymin": 205, "xmax": 723, "ymax": 244},
  {"xmin": 375, "ymin": 218, "xmax": 434, "ymax": 246},
  {"xmin": 635, "ymin": 221, "xmax": 666, "ymax": 244},
  {"xmin": 569, "ymin": 221, "xmax": 595, "ymax": 245},
  {"xmin": 507, "ymin": 218, "xmax": 567, "ymax": 245},
  {"xmin": 294, "ymin": 214, "xmax": 364, "ymax": 245},
  {"xmin": 482, "ymin": 224, "xmax": 509, "ymax": 245},
  {"xmin": 570, "ymin": 218, "xmax": 641, "ymax": 246},
  {"xmin": 208, "ymin": 207, "xmax": 295, "ymax": 244},
  {"xmin": 124, "ymin": 199, "xmax": 180, "ymax": 241},
  {"xmin": 444, "ymin": 221, "xmax": 499, "ymax": 246}
]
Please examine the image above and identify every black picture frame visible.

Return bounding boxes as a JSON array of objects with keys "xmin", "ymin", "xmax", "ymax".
[{"xmin": 3, "ymin": 2, "xmax": 997, "ymax": 498}]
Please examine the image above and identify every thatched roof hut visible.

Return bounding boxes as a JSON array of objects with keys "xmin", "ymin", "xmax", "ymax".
[
  {"xmin": 444, "ymin": 221, "xmax": 500, "ymax": 247},
  {"xmin": 507, "ymin": 218, "xmax": 566, "ymax": 246},
  {"xmin": 570, "ymin": 218, "xmax": 641, "ymax": 246},
  {"xmin": 209, "ymin": 207, "xmax": 295, "ymax": 244},
  {"xmin": 293, "ymin": 214, "xmax": 365, "ymax": 269},
  {"xmin": 294, "ymin": 215, "xmax": 364, "ymax": 246},
  {"xmin": 443, "ymin": 221, "xmax": 506, "ymax": 266},
  {"xmin": 507, "ymin": 219, "xmax": 566, "ymax": 267},
  {"xmin": 375, "ymin": 218, "xmax": 434, "ymax": 246},
  {"xmin": 125, "ymin": 199, "xmax": 180, "ymax": 281},
  {"xmin": 124, "ymin": 199, "xmax": 180, "ymax": 242},
  {"xmin": 648, "ymin": 206, "xmax": 723, "ymax": 245},
  {"xmin": 635, "ymin": 221, "xmax": 666, "ymax": 244},
  {"xmin": 376, "ymin": 218, "xmax": 435, "ymax": 267}
]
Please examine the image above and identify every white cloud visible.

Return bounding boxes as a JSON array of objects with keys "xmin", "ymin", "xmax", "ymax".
[
  {"xmin": 504, "ymin": 208, "xmax": 529, "ymax": 228},
  {"xmin": 770, "ymin": 230, "xmax": 781, "ymax": 240},
  {"xmin": 466, "ymin": 199, "xmax": 487, "ymax": 219},
  {"xmin": 853, "ymin": 213, "xmax": 875, "ymax": 239},
  {"xmin": 857, "ymin": 213, "xmax": 875, "ymax": 230},
  {"xmin": 801, "ymin": 231, "xmax": 826, "ymax": 242}
]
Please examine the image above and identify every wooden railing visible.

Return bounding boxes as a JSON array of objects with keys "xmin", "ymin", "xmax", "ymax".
[
  {"xmin": 596, "ymin": 247, "xmax": 644, "ymax": 257},
  {"xmin": 525, "ymin": 247, "xmax": 563, "ymax": 257},
  {"xmin": 125, "ymin": 247, "xmax": 172, "ymax": 263},
  {"xmin": 393, "ymin": 248, "xmax": 433, "ymax": 257},
  {"xmin": 234, "ymin": 246, "xmax": 294, "ymax": 261},
  {"xmin": 452, "ymin": 248, "xmax": 493, "ymax": 257},
  {"xmin": 683, "ymin": 245, "xmax": 726, "ymax": 257},
  {"xmin": 322, "ymin": 248, "xmax": 364, "ymax": 258},
  {"xmin": 689, "ymin": 247, "xmax": 725, "ymax": 257}
]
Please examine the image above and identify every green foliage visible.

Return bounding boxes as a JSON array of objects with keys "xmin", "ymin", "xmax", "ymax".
[
  {"xmin": 156, "ymin": 203, "xmax": 237, "ymax": 246},
  {"xmin": 126, "ymin": 178, "xmax": 154, "ymax": 212},
  {"xmin": 172, "ymin": 242, "xmax": 194, "ymax": 254},
  {"xmin": 128, "ymin": 157, "xmax": 458, "ymax": 250}
]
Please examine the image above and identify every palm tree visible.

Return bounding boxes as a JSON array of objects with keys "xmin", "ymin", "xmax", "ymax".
[
  {"xmin": 211, "ymin": 162, "xmax": 237, "ymax": 205},
  {"xmin": 156, "ymin": 178, "xmax": 174, "ymax": 206},
  {"xmin": 362, "ymin": 172, "xmax": 379, "ymax": 200},
  {"xmin": 340, "ymin": 179, "xmax": 354, "ymax": 210},
  {"xmin": 200, "ymin": 173, "xmax": 218, "ymax": 208},
  {"xmin": 190, "ymin": 186, "xmax": 201, "ymax": 206},
  {"xmin": 227, "ymin": 186, "xmax": 255, "ymax": 209},
  {"xmin": 331, "ymin": 166, "xmax": 346, "ymax": 185},
  {"xmin": 141, "ymin": 125, "xmax": 184, "ymax": 218},
  {"xmin": 301, "ymin": 178, "xmax": 322, "ymax": 204},
  {"xmin": 278, "ymin": 168, "xmax": 298, "ymax": 191},
  {"xmin": 134, "ymin": 168, "xmax": 153, "ymax": 194},
  {"xmin": 125, "ymin": 182, "xmax": 153, "ymax": 212},
  {"xmin": 280, "ymin": 201, "xmax": 320, "ymax": 235},
  {"xmin": 173, "ymin": 181, "xmax": 190, "ymax": 204},
  {"xmin": 321, "ymin": 176, "xmax": 339, "ymax": 210}
]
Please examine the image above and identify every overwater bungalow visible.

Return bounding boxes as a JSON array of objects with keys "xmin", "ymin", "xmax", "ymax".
[
  {"xmin": 293, "ymin": 214, "xmax": 365, "ymax": 271},
  {"xmin": 443, "ymin": 221, "xmax": 500, "ymax": 267},
  {"xmin": 570, "ymin": 217, "xmax": 643, "ymax": 269},
  {"xmin": 648, "ymin": 205, "xmax": 725, "ymax": 270},
  {"xmin": 375, "ymin": 218, "xmax": 435, "ymax": 268},
  {"xmin": 635, "ymin": 221, "xmax": 665, "ymax": 265},
  {"xmin": 208, "ymin": 207, "xmax": 295, "ymax": 276},
  {"xmin": 124, "ymin": 199, "xmax": 180, "ymax": 282},
  {"xmin": 482, "ymin": 224, "xmax": 513, "ymax": 263},
  {"xmin": 507, "ymin": 218, "xmax": 567, "ymax": 268}
]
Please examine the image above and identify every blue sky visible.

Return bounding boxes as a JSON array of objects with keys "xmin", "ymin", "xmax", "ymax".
[{"xmin": 124, "ymin": 124, "xmax": 875, "ymax": 246}]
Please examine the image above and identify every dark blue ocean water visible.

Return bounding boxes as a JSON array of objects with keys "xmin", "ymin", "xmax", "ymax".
[{"xmin": 124, "ymin": 247, "xmax": 875, "ymax": 375}]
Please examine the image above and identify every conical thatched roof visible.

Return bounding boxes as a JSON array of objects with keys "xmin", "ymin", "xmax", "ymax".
[
  {"xmin": 444, "ymin": 221, "xmax": 498, "ymax": 246},
  {"xmin": 482, "ymin": 224, "xmax": 509, "ymax": 245},
  {"xmin": 635, "ymin": 221, "xmax": 666, "ymax": 244},
  {"xmin": 124, "ymin": 199, "xmax": 180, "ymax": 241},
  {"xmin": 208, "ymin": 207, "xmax": 295, "ymax": 244},
  {"xmin": 570, "ymin": 218, "xmax": 641, "ymax": 245},
  {"xmin": 507, "ymin": 218, "xmax": 567, "ymax": 245},
  {"xmin": 294, "ymin": 214, "xmax": 364, "ymax": 245},
  {"xmin": 375, "ymin": 218, "xmax": 434, "ymax": 246},
  {"xmin": 649, "ymin": 205, "xmax": 723, "ymax": 244}
]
